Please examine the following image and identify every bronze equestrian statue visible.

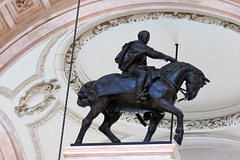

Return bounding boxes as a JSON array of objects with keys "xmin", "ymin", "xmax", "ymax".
[{"xmin": 74, "ymin": 30, "xmax": 209, "ymax": 145}]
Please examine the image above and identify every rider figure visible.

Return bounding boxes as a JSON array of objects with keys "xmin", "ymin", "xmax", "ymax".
[{"xmin": 115, "ymin": 30, "xmax": 177, "ymax": 103}]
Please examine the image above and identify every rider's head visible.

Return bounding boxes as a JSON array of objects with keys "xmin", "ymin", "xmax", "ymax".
[{"xmin": 138, "ymin": 30, "xmax": 150, "ymax": 44}]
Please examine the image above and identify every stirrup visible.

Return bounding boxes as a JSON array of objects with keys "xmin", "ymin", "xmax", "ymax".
[{"xmin": 136, "ymin": 93, "xmax": 149, "ymax": 103}]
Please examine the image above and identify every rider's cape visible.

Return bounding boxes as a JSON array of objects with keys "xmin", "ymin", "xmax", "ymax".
[{"xmin": 115, "ymin": 41, "xmax": 133, "ymax": 72}]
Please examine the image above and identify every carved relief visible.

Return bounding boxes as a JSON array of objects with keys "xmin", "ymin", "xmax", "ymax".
[
  {"xmin": 64, "ymin": 11, "xmax": 240, "ymax": 130},
  {"xmin": 6, "ymin": 0, "xmax": 43, "ymax": 22},
  {"xmin": 183, "ymin": 112, "xmax": 240, "ymax": 131},
  {"xmin": 120, "ymin": 112, "xmax": 240, "ymax": 132},
  {"xmin": 14, "ymin": 79, "xmax": 60, "ymax": 117},
  {"xmin": 28, "ymin": 128, "xmax": 43, "ymax": 160},
  {"xmin": 15, "ymin": 0, "xmax": 34, "ymax": 11},
  {"xmin": 64, "ymin": 45, "xmax": 83, "ymax": 92}
]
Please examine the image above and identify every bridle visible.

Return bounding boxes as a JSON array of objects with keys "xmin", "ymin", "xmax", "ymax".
[{"xmin": 160, "ymin": 72, "xmax": 189, "ymax": 103}]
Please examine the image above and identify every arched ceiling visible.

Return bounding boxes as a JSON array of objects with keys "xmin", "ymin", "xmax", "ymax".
[
  {"xmin": 0, "ymin": 110, "xmax": 24, "ymax": 160},
  {"xmin": 1, "ymin": 0, "xmax": 240, "ymax": 159},
  {"xmin": 0, "ymin": 0, "xmax": 240, "ymax": 74}
]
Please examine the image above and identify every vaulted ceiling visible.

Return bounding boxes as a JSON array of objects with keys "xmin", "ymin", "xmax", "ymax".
[{"xmin": 1, "ymin": 0, "xmax": 240, "ymax": 160}]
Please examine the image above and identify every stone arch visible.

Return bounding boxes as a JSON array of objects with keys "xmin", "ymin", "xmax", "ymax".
[
  {"xmin": 1, "ymin": 0, "xmax": 240, "ymax": 74},
  {"xmin": 0, "ymin": 109, "xmax": 25, "ymax": 160}
]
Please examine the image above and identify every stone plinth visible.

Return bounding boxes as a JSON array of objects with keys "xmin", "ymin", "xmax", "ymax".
[{"xmin": 62, "ymin": 144, "xmax": 181, "ymax": 160}]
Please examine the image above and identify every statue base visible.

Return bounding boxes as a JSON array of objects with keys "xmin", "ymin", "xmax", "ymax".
[{"xmin": 62, "ymin": 143, "xmax": 181, "ymax": 160}]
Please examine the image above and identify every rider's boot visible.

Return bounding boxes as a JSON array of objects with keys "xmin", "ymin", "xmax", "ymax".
[
  {"xmin": 136, "ymin": 92, "xmax": 149, "ymax": 103},
  {"xmin": 143, "ymin": 112, "xmax": 151, "ymax": 121},
  {"xmin": 136, "ymin": 72, "xmax": 148, "ymax": 103}
]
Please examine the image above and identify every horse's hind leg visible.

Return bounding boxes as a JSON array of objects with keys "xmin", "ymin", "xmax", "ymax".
[
  {"xmin": 99, "ymin": 109, "xmax": 122, "ymax": 143},
  {"xmin": 74, "ymin": 105, "xmax": 104, "ymax": 144},
  {"xmin": 143, "ymin": 112, "xmax": 165, "ymax": 142}
]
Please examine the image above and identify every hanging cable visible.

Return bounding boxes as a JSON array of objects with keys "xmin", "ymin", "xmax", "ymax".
[{"xmin": 58, "ymin": 0, "xmax": 81, "ymax": 159}]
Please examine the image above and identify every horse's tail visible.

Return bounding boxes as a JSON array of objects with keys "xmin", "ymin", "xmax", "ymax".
[{"xmin": 77, "ymin": 81, "xmax": 96, "ymax": 107}]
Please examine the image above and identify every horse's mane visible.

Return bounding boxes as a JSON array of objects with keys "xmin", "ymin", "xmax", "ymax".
[{"xmin": 159, "ymin": 62, "xmax": 206, "ymax": 82}]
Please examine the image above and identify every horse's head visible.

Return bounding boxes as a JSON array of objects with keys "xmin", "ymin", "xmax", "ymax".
[
  {"xmin": 185, "ymin": 70, "xmax": 210, "ymax": 101},
  {"xmin": 157, "ymin": 62, "xmax": 209, "ymax": 101}
]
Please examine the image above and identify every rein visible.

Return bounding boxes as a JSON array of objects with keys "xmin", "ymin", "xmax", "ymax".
[{"xmin": 160, "ymin": 72, "xmax": 188, "ymax": 102}]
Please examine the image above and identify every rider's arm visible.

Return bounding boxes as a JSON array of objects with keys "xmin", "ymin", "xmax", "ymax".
[{"xmin": 145, "ymin": 47, "xmax": 177, "ymax": 62}]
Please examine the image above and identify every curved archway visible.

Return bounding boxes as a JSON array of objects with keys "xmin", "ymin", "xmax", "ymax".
[
  {"xmin": 0, "ymin": 109, "xmax": 25, "ymax": 160},
  {"xmin": 1, "ymin": 0, "xmax": 240, "ymax": 74}
]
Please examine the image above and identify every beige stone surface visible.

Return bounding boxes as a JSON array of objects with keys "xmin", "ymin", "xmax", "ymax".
[
  {"xmin": 0, "ymin": 0, "xmax": 240, "ymax": 160},
  {"xmin": 63, "ymin": 144, "xmax": 181, "ymax": 160}
]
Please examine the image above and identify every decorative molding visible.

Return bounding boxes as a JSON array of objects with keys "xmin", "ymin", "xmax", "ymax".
[
  {"xmin": 14, "ymin": 79, "xmax": 60, "ymax": 117},
  {"xmin": 15, "ymin": 0, "xmax": 34, "ymax": 11},
  {"xmin": 0, "ymin": 15, "xmax": 7, "ymax": 34},
  {"xmin": 0, "ymin": 36, "xmax": 60, "ymax": 100},
  {"xmin": 49, "ymin": 0, "xmax": 59, "ymax": 5},
  {"xmin": 63, "ymin": 11, "xmax": 240, "ymax": 130},
  {"xmin": 27, "ymin": 104, "xmax": 60, "ymax": 160},
  {"xmin": 28, "ymin": 128, "xmax": 43, "ymax": 160},
  {"xmin": 0, "ymin": 109, "xmax": 25, "ymax": 160},
  {"xmin": 183, "ymin": 112, "xmax": 240, "ymax": 131},
  {"xmin": 120, "ymin": 112, "xmax": 240, "ymax": 132},
  {"xmin": 7, "ymin": 0, "xmax": 43, "ymax": 22},
  {"xmin": 64, "ymin": 44, "xmax": 83, "ymax": 92}
]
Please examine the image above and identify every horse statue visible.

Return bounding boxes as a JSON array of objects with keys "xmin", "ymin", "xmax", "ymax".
[{"xmin": 74, "ymin": 62, "xmax": 209, "ymax": 145}]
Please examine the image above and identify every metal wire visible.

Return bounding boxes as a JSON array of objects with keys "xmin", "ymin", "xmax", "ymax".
[
  {"xmin": 58, "ymin": 0, "xmax": 81, "ymax": 159},
  {"xmin": 170, "ymin": 43, "xmax": 179, "ymax": 143}
]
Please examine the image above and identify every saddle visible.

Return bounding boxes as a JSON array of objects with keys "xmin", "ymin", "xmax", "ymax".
[{"xmin": 98, "ymin": 69, "xmax": 160, "ymax": 97}]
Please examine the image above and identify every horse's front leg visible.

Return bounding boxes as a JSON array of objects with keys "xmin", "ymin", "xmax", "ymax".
[
  {"xmin": 156, "ymin": 99, "xmax": 184, "ymax": 145},
  {"xmin": 74, "ymin": 105, "xmax": 103, "ymax": 144},
  {"xmin": 143, "ymin": 112, "xmax": 165, "ymax": 142}
]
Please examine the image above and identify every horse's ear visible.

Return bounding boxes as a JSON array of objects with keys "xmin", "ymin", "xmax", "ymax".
[{"xmin": 204, "ymin": 77, "xmax": 210, "ymax": 83}]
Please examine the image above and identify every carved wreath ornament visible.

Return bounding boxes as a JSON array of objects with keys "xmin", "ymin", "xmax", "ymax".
[{"xmin": 14, "ymin": 80, "xmax": 60, "ymax": 117}]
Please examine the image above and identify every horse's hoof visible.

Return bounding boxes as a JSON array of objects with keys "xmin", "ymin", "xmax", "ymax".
[
  {"xmin": 174, "ymin": 135, "xmax": 183, "ymax": 145},
  {"xmin": 175, "ymin": 127, "xmax": 184, "ymax": 134},
  {"xmin": 113, "ymin": 140, "xmax": 121, "ymax": 143},
  {"xmin": 74, "ymin": 139, "xmax": 83, "ymax": 144}
]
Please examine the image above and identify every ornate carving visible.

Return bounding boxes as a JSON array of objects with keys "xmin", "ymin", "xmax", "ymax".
[
  {"xmin": 15, "ymin": 0, "xmax": 34, "ymax": 11},
  {"xmin": 120, "ymin": 112, "xmax": 240, "ymax": 132},
  {"xmin": 28, "ymin": 128, "xmax": 43, "ymax": 160},
  {"xmin": 14, "ymin": 79, "xmax": 60, "ymax": 117},
  {"xmin": 183, "ymin": 112, "xmax": 240, "ymax": 131},
  {"xmin": 64, "ymin": 47, "xmax": 83, "ymax": 92}
]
